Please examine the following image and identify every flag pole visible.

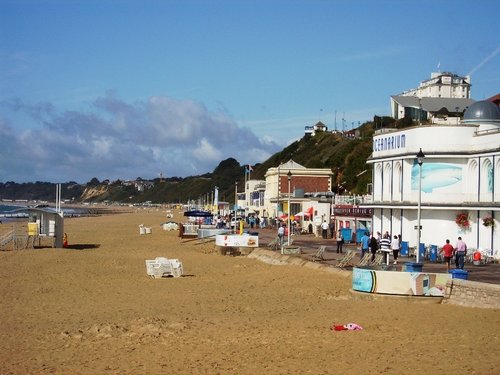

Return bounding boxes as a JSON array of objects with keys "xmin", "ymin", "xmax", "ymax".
[{"xmin": 244, "ymin": 167, "xmax": 248, "ymax": 213}]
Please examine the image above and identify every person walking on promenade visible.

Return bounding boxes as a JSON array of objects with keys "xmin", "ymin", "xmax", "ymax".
[
  {"xmin": 454, "ymin": 236, "xmax": 467, "ymax": 270},
  {"xmin": 359, "ymin": 231, "xmax": 370, "ymax": 259},
  {"xmin": 379, "ymin": 233, "xmax": 391, "ymax": 265},
  {"xmin": 277, "ymin": 223, "xmax": 285, "ymax": 247},
  {"xmin": 321, "ymin": 220, "xmax": 329, "ymax": 239},
  {"xmin": 329, "ymin": 221, "xmax": 334, "ymax": 239},
  {"xmin": 390, "ymin": 235, "xmax": 400, "ymax": 265},
  {"xmin": 336, "ymin": 230, "xmax": 344, "ymax": 253},
  {"xmin": 260, "ymin": 216, "xmax": 266, "ymax": 229},
  {"xmin": 369, "ymin": 233, "xmax": 379, "ymax": 262},
  {"xmin": 441, "ymin": 239, "xmax": 454, "ymax": 271}
]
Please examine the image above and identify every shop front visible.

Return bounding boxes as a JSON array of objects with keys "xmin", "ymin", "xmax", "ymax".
[{"xmin": 332, "ymin": 206, "xmax": 373, "ymax": 243}]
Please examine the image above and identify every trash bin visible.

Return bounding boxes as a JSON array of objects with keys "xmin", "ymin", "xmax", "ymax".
[
  {"xmin": 403, "ymin": 262, "xmax": 423, "ymax": 272},
  {"xmin": 429, "ymin": 245, "xmax": 438, "ymax": 262},
  {"xmin": 449, "ymin": 269, "xmax": 468, "ymax": 280},
  {"xmin": 418, "ymin": 243, "xmax": 426, "ymax": 259},
  {"xmin": 400, "ymin": 241, "xmax": 409, "ymax": 256}
]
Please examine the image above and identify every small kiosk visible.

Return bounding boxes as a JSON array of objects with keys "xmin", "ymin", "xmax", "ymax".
[
  {"xmin": 22, "ymin": 207, "xmax": 65, "ymax": 248},
  {"xmin": 215, "ymin": 233, "xmax": 259, "ymax": 255},
  {"xmin": 28, "ymin": 208, "xmax": 64, "ymax": 248}
]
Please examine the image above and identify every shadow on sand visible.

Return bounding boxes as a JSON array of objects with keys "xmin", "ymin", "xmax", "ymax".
[{"xmin": 65, "ymin": 244, "xmax": 101, "ymax": 250}]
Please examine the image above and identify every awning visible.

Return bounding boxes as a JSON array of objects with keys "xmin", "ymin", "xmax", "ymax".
[{"xmin": 183, "ymin": 210, "xmax": 213, "ymax": 217}]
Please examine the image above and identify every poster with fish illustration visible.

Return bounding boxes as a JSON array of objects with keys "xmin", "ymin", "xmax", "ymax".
[{"xmin": 411, "ymin": 162, "xmax": 462, "ymax": 193}]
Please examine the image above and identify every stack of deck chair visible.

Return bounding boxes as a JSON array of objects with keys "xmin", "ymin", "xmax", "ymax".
[
  {"xmin": 335, "ymin": 250, "xmax": 355, "ymax": 268},
  {"xmin": 162, "ymin": 222, "xmax": 179, "ymax": 231},
  {"xmin": 356, "ymin": 253, "xmax": 372, "ymax": 266},
  {"xmin": 311, "ymin": 246, "xmax": 326, "ymax": 261},
  {"xmin": 267, "ymin": 237, "xmax": 280, "ymax": 251},
  {"xmin": 145, "ymin": 257, "xmax": 184, "ymax": 278},
  {"xmin": 370, "ymin": 254, "xmax": 384, "ymax": 266},
  {"xmin": 139, "ymin": 224, "xmax": 153, "ymax": 235}
]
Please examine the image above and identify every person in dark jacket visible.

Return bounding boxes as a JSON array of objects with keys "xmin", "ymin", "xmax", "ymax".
[
  {"xmin": 336, "ymin": 230, "xmax": 344, "ymax": 253},
  {"xmin": 370, "ymin": 233, "xmax": 379, "ymax": 262}
]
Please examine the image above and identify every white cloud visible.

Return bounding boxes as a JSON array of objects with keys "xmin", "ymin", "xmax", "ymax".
[
  {"xmin": 192, "ymin": 138, "xmax": 222, "ymax": 162},
  {"xmin": 0, "ymin": 93, "xmax": 281, "ymax": 183}
]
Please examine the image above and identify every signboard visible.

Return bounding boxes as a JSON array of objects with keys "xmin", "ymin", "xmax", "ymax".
[
  {"xmin": 333, "ymin": 207, "xmax": 373, "ymax": 217},
  {"xmin": 352, "ymin": 267, "xmax": 450, "ymax": 296},
  {"xmin": 373, "ymin": 133, "xmax": 406, "ymax": 152},
  {"xmin": 215, "ymin": 234, "xmax": 259, "ymax": 248}
]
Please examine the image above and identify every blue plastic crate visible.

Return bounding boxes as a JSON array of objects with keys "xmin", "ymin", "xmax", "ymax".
[{"xmin": 449, "ymin": 269, "xmax": 468, "ymax": 280}]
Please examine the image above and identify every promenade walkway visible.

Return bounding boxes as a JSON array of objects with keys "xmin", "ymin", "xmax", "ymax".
[{"xmin": 251, "ymin": 227, "xmax": 500, "ymax": 285}]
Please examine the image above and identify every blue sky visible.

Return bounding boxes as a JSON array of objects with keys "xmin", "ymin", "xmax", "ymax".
[{"xmin": 1, "ymin": 0, "xmax": 499, "ymax": 183}]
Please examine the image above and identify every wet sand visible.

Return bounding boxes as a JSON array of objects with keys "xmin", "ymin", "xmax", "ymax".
[{"xmin": 0, "ymin": 209, "xmax": 499, "ymax": 374}]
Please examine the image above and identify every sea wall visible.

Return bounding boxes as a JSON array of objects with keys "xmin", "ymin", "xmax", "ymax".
[
  {"xmin": 247, "ymin": 248, "xmax": 350, "ymax": 277},
  {"xmin": 442, "ymin": 279, "xmax": 500, "ymax": 309}
]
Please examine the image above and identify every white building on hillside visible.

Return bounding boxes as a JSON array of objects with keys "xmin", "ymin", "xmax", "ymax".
[
  {"xmin": 401, "ymin": 71, "xmax": 471, "ymax": 99},
  {"xmin": 391, "ymin": 71, "xmax": 474, "ymax": 124},
  {"xmin": 362, "ymin": 99, "xmax": 500, "ymax": 258},
  {"xmin": 304, "ymin": 121, "xmax": 328, "ymax": 137}
]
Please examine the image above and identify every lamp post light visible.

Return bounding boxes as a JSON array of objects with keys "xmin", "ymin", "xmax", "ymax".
[
  {"xmin": 287, "ymin": 170, "xmax": 292, "ymax": 248},
  {"xmin": 416, "ymin": 148, "xmax": 425, "ymax": 263}
]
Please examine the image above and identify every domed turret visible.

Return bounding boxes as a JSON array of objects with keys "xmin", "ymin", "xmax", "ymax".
[{"xmin": 462, "ymin": 100, "xmax": 500, "ymax": 124}]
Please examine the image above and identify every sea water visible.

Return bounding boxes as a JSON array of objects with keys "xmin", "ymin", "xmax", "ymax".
[
  {"xmin": 0, "ymin": 205, "xmax": 27, "ymax": 223},
  {"xmin": 0, "ymin": 204, "xmax": 85, "ymax": 222}
]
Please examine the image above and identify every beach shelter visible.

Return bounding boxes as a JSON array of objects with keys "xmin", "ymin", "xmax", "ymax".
[
  {"xmin": 11, "ymin": 207, "xmax": 65, "ymax": 248},
  {"xmin": 183, "ymin": 210, "xmax": 213, "ymax": 224},
  {"xmin": 29, "ymin": 208, "xmax": 64, "ymax": 248}
]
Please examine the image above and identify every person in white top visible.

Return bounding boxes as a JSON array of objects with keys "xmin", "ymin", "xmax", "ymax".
[
  {"xmin": 321, "ymin": 221, "xmax": 329, "ymax": 239},
  {"xmin": 278, "ymin": 224, "xmax": 285, "ymax": 246},
  {"xmin": 390, "ymin": 235, "xmax": 400, "ymax": 264}
]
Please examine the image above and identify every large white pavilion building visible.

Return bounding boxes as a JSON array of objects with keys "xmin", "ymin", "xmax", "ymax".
[{"xmin": 362, "ymin": 99, "xmax": 500, "ymax": 258}]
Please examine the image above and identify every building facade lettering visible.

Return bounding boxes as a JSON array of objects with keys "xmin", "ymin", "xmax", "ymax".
[
  {"xmin": 373, "ymin": 134, "xmax": 406, "ymax": 152},
  {"xmin": 333, "ymin": 207, "xmax": 373, "ymax": 217}
]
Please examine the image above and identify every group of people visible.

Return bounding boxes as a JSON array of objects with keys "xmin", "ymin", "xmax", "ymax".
[
  {"xmin": 213, "ymin": 214, "xmax": 268, "ymax": 229},
  {"xmin": 440, "ymin": 236, "xmax": 468, "ymax": 271},
  {"xmin": 358, "ymin": 231, "xmax": 470, "ymax": 269},
  {"xmin": 359, "ymin": 231, "xmax": 402, "ymax": 265}
]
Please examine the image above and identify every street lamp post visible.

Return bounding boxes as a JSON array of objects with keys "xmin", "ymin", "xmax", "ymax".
[
  {"xmin": 416, "ymin": 148, "xmax": 425, "ymax": 263},
  {"xmin": 287, "ymin": 170, "xmax": 292, "ymax": 248}
]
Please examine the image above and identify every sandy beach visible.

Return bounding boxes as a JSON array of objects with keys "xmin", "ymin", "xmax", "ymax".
[{"xmin": 1, "ymin": 208, "xmax": 499, "ymax": 374}]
